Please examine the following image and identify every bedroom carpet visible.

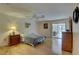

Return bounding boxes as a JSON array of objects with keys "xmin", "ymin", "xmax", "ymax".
[{"xmin": 0, "ymin": 38, "xmax": 52, "ymax": 55}]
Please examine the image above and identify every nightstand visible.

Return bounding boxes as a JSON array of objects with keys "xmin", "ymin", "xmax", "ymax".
[{"xmin": 9, "ymin": 34, "xmax": 21, "ymax": 46}]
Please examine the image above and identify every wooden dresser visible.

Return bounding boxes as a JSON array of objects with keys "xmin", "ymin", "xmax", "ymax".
[
  {"xmin": 62, "ymin": 32, "xmax": 73, "ymax": 53},
  {"xmin": 9, "ymin": 34, "xmax": 21, "ymax": 46}
]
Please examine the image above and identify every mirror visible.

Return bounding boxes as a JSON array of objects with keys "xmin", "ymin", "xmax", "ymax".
[{"xmin": 73, "ymin": 7, "xmax": 79, "ymax": 23}]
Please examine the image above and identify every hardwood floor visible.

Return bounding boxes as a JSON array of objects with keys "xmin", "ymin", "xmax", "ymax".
[
  {"xmin": 62, "ymin": 51, "xmax": 72, "ymax": 55},
  {"xmin": 0, "ymin": 38, "xmax": 53, "ymax": 55},
  {"xmin": 0, "ymin": 37, "xmax": 71, "ymax": 55},
  {"xmin": 52, "ymin": 37, "xmax": 72, "ymax": 55}
]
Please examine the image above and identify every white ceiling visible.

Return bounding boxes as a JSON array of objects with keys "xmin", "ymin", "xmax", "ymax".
[{"xmin": 0, "ymin": 3, "xmax": 78, "ymax": 21}]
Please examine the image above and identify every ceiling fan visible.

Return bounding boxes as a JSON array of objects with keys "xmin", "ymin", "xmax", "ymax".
[{"xmin": 32, "ymin": 14, "xmax": 45, "ymax": 19}]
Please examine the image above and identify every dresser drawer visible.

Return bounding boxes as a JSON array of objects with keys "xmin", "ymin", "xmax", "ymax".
[{"xmin": 9, "ymin": 34, "xmax": 21, "ymax": 46}]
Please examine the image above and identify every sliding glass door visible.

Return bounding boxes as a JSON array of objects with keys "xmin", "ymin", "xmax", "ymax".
[{"xmin": 52, "ymin": 23, "xmax": 66, "ymax": 38}]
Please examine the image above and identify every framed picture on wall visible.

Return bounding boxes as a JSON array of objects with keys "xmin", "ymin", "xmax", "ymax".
[
  {"xmin": 44, "ymin": 23, "xmax": 48, "ymax": 29},
  {"xmin": 25, "ymin": 23, "xmax": 31, "ymax": 28}
]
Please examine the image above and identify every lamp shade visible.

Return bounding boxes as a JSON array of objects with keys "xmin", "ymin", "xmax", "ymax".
[{"xmin": 10, "ymin": 26, "xmax": 16, "ymax": 31}]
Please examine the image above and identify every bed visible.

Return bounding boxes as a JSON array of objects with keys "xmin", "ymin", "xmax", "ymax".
[{"xmin": 22, "ymin": 33, "xmax": 46, "ymax": 47}]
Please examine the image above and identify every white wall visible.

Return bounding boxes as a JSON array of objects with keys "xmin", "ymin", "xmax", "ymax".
[
  {"xmin": 24, "ymin": 19, "xmax": 37, "ymax": 35},
  {"xmin": 37, "ymin": 18, "xmax": 70, "ymax": 37},
  {"xmin": 0, "ymin": 15, "xmax": 37, "ymax": 46},
  {"xmin": 73, "ymin": 21, "xmax": 79, "ymax": 54},
  {"xmin": 37, "ymin": 21, "xmax": 51, "ymax": 37}
]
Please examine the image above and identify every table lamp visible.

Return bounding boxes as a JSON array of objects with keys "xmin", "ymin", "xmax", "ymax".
[{"xmin": 10, "ymin": 26, "xmax": 16, "ymax": 35}]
